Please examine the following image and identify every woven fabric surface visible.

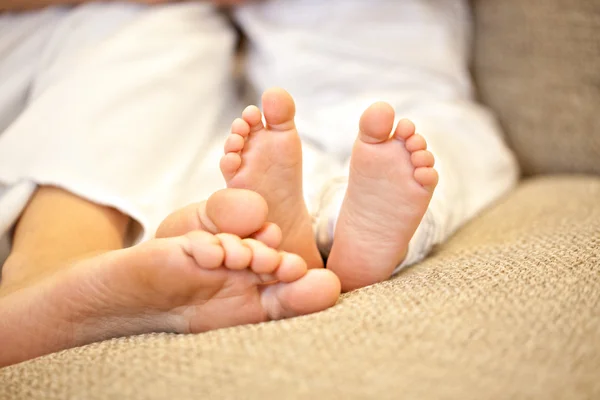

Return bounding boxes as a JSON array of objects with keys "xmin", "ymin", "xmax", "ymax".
[
  {"xmin": 1, "ymin": 176, "xmax": 599, "ymax": 400},
  {"xmin": 472, "ymin": 0, "xmax": 600, "ymax": 176}
]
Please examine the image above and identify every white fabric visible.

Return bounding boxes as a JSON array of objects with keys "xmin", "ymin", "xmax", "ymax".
[
  {"xmin": 0, "ymin": 3, "xmax": 237, "ymax": 263},
  {"xmin": 0, "ymin": 0, "xmax": 518, "ymax": 275},
  {"xmin": 235, "ymin": 0, "xmax": 519, "ymax": 271}
]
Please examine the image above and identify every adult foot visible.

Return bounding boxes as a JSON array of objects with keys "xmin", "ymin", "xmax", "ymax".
[
  {"xmin": 326, "ymin": 103, "xmax": 438, "ymax": 291},
  {"xmin": 220, "ymin": 87, "xmax": 323, "ymax": 269},
  {"xmin": 0, "ymin": 188, "xmax": 340, "ymax": 367},
  {"xmin": 156, "ymin": 188, "xmax": 282, "ymax": 249}
]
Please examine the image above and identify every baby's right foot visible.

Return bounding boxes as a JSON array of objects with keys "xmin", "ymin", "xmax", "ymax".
[
  {"xmin": 327, "ymin": 103, "xmax": 438, "ymax": 291},
  {"xmin": 0, "ymin": 189, "xmax": 340, "ymax": 367},
  {"xmin": 220, "ymin": 88, "xmax": 323, "ymax": 269}
]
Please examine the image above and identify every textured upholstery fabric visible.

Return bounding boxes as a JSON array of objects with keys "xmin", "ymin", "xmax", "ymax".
[
  {"xmin": 2, "ymin": 2, "xmax": 599, "ymax": 398},
  {"xmin": 473, "ymin": 0, "xmax": 600, "ymax": 176},
  {"xmin": 2, "ymin": 176, "xmax": 599, "ymax": 399}
]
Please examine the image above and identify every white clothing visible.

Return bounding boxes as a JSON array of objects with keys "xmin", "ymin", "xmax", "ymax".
[
  {"xmin": 0, "ymin": 0, "xmax": 518, "ymax": 273},
  {"xmin": 234, "ymin": 0, "xmax": 519, "ymax": 269},
  {"xmin": 0, "ymin": 3, "xmax": 238, "ymax": 263}
]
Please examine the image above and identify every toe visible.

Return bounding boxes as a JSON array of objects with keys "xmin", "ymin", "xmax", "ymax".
[
  {"xmin": 184, "ymin": 231, "xmax": 225, "ymax": 269},
  {"xmin": 414, "ymin": 167, "xmax": 439, "ymax": 191},
  {"xmin": 405, "ymin": 133, "xmax": 427, "ymax": 152},
  {"xmin": 220, "ymin": 153, "xmax": 242, "ymax": 181},
  {"xmin": 262, "ymin": 87, "xmax": 296, "ymax": 131},
  {"xmin": 231, "ymin": 117, "xmax": 250, "ymax": 138},
  {"xmin": 393, "ymin": 118, "xmax": 416, "ymax": 141},
  {"xmin": 242, "ymin": 105, "xmax": 264, "ymax": 132},
  {"xmin": 260, "ymin": 269, "xmax": 341, "ymax": 320},
  {"xmin": 249, "ymin": 222, "xmax": 283, "ymax": 249},
  {"xmin": 224, "ymin": 134, "xmax": 245, "ymax": 153},
  {"xmin": 410, "ymin": 150, "xmax": 435, "ymax": 168},
  {"xmin": 156, "ymin": 201, "xmax": 219, "ymax": 239},
  {"xmin": 206, "ymin": 189, "xmax": 269, "ymax": 237},
  {"xmin": 273, "ymin": 252, "xmax": 307, "ymax": 283},
  {"xmin": 358, "ymin": 102, "xmax": 395, "ymax": 144},
  {"xmin": 216, "ymin": 233, "xmax": 252, "ymax": 270},
  {"xmin": 155, "ymin": 189, "xmax": 275, "ymax": 248},
  {"xmin": 243, "ymin": 238, "xmax": 282, "ymax": 275}
]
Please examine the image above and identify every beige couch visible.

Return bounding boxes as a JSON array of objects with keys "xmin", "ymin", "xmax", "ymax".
[{"xmin": 1, "ymin": 1, "xmax": 599, "ymax": 398}]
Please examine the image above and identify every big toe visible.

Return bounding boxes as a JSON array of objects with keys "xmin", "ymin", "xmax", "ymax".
[
  {"xmin": 262, "ymin": 87, "xmax": 296, "ymax": 129},
  {"xmin": 358, "ymin": 101, "xmax": 395, "ymax": 144},
  {"xmin": 261, "ymin": 269, "xmax": 341, "ymax": 320},
  {"xmin": 206, "ymin": 189, "xmax": 269, "ymax": 237},
  {"xmin": 156, "ymin": 189, "xmax": 269, "ymax": 239}
]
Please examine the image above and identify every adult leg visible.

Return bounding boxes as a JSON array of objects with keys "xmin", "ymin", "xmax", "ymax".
[
  {"xmin": 235, "ymin": 0, "xmax": 519, "ymax": 289},
  {"xmin": 4, "ymin": 186, "xmax": 128, "ymax": 285},
  {"xmin": 0, "ymin": 2, "xmax": 237, "ymax": 276}
]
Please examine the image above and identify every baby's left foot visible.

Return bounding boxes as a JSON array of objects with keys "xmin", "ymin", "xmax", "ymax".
[
  {"xmin": 327, "ymin": 103, "xmax": 438, "ymax": 291},
  {"xmin": 220, "ymin": 88, "xmax": 323, "ymax": 269}
]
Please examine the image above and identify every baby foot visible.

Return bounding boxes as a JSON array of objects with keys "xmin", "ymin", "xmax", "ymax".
[
  {"xmin": 220, "ymin": 87, "xmax": 323, "ymax": 269},
  {"xmin": 327, "ymin": 103, "xmax": 438, "ymax": 291},
  {"xmin": 0, "ymin": 188, "xmax": 341, "ymax": 367}
]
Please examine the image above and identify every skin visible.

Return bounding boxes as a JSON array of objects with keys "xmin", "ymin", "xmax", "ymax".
[
  {"xmin": 221, "ymin": 88, "xmax": 323, "ymax": 270},
  {"xmin": 0, "ymin": 188, "xmax": 341, "ymax": 367},
  {"xmin": 4, "ymin": 186, "xmax": 129, "ymax": 286},
  {"xmin": 221, "ymin": 88, "xmax": 438, "ymax": 292},
  {"xmin": 0, "ymin": 0, "xmax": 266, "ymax": 367}
]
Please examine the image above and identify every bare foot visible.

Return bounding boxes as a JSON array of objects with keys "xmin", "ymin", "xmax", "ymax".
[
  {"xmin": 327, "ymin": 103, "xmax": 438, "ymax": 291},
  {"xmin": 156, "ymin": 188, "xmax": 282, "ymax": 249},
  {"xmin": 220, "ymin": 87, "xmax": 323, "ymax": 269},
  {"xmin": 0, "ymin": 189, "xmax": 340, "ymax": 367}
]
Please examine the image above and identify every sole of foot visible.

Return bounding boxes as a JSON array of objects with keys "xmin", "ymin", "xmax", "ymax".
[
  {"xmin": 326, "ymin": 102, "xmax": 438, "ymax": 291},
  {"xmin": 220, "ymin": 87, "xmax": 323, "ymax": 269},
  {"xmin": 0, "ymin": 188, "xmax": 340, "ymax": 367}
]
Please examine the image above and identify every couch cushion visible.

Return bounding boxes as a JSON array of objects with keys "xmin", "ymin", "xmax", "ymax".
[
  {"xmin": 472, "ymin": 1, "xmax": 600, "ymax": 176},
  {"xmin": 1, "ymin": 177, "xmax": 599, "ymax": 399}
]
